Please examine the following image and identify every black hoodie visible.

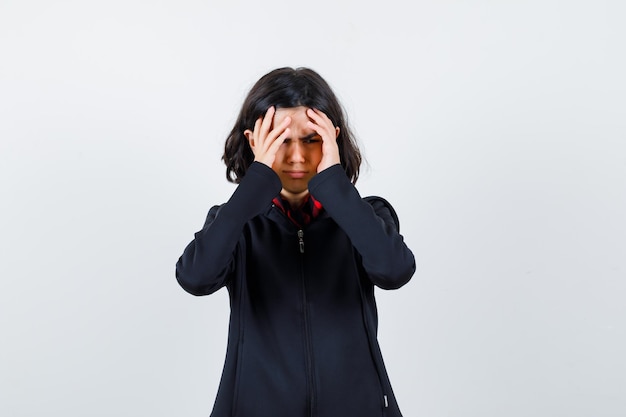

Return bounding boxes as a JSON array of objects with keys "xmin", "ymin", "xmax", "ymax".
[{"xmin": 176, "ymin": 162, "xmax": 416, "ymax": 417}]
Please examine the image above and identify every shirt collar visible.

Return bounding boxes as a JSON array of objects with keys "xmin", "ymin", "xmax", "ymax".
[{"xmin": 272, "ymin": 194, "xmax": 323, "ymax": 227}]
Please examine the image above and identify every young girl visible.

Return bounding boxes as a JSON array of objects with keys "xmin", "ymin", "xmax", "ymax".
[{"xmin": 176, "ymin": 67, "xmax": 416, "ymax": 417}]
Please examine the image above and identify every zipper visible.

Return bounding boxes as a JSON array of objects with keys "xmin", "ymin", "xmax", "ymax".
[
  {"xmin": 298, "ymin": 227, "xmax": 386, "ymax": 414},
  {"xmin": 298, "ymin": 229, "xmax": 305, "ymax": 253},
  {"xmin": 298, "ymin": 228, "xmax": 316, "ymax": 416}
]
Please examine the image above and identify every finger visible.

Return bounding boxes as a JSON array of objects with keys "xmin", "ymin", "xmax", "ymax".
[
  {"xmin": 264, "ymin": 116, "xmax": 291, "ymax": 151},
  {"xmin": 267, "ymin": 126, "xmax": 290, "ymax": 155},
  {"xmin": 307, "ymin": 108, "xmax": 335, "ymax": 131},
  {"xmin": 306, "ymin": 110, "xmax": 336, "ymax": 142},
  {"xmin": 307, "ymin": 108, "xmax": 333, "ymax": 125},
  {"xmin": 258, "ymin": 106, "xmax": 275, "ymax": 144},
  {"xmin": 249, "ymin": 117, "xmax": 263, "ymax": 150}
]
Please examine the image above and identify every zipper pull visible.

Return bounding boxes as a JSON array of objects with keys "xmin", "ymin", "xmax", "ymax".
[
  {"xmin": 384, "ymin": 395, "xmax": 388, "ymax": 408},
  {"xmin": 297, "ymin": 229, "xmax": 304, "ymax": 253}
]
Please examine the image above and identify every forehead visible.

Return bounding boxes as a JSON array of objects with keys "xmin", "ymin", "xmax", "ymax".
[{"xmin": 273, "ymin": 106, "xmax": 309, "ymax": 124}]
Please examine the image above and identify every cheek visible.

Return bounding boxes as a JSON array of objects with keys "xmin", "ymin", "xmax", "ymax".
[
  {"xmin": 273, "ymin": 145, "xmax": 286, "ymax": 160},
  {"xmin": 311, "ymin": 145, "xmax": 323, "ymax": 163},
  {"xmin": 271, "ymin": 146, "xmax": 286, "ymax": 172}
]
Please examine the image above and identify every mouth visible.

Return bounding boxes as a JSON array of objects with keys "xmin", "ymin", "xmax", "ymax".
[{"xmin": 284, "ymin": 170, "xmax": 308, "ymax": 179}]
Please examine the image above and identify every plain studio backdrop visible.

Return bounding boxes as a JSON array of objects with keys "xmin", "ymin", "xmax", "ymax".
[{"xmin": 1, "ymin": 0, "xmax": 625, "ymax": 416}]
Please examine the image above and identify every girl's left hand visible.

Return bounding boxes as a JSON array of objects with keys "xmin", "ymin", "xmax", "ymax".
[{"xmin": 307, "ymin": 108, "xmax": 341, "ymax": 173}]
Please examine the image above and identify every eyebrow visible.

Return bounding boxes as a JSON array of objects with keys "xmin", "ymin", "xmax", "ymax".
[
  {"xmin": 284, "ymin": 132, "xmax": 322, "ymax": 142},
  {"xmin": 299, "ymin": 133, "xmax": 321, "ymax": 140}
]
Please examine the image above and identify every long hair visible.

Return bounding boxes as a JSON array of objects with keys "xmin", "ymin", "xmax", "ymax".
[{"xmin": 222, "ymin": 67, "xmax": 362, "ymax": 184}]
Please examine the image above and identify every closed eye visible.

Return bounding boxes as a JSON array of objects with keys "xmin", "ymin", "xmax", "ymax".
[
  {"xmin": 302, "ymin": 138, "xmax": 321, "ymax": 144},
  {"xmin": 301, "ymin": 134, "xmax": 322, "ymax": 144},
  {"xmin": 281, "ymin": 134, "xmax": 321, "ymax": 145}
]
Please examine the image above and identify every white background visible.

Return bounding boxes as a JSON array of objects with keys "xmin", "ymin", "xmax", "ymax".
[{"xmin": 1, "ymin": 0, "xmax": 625, "ymax": 416}]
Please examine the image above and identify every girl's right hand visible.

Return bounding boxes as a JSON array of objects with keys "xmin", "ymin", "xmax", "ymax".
[{"xmin": 244, "ymin": 106, "xmax": 291, "ymax": 168}]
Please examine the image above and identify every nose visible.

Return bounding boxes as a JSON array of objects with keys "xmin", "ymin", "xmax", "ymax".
[{"xmin": 287, "ymin": 141, "xmax": 305, "ymax": 164}]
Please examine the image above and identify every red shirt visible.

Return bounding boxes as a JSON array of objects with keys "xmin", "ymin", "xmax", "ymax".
[{"xmin": 272, "ymin": 194, "xmax": 323, "ymax": 228}]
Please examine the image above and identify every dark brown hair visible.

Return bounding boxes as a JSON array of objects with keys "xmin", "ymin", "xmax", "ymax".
[{"xmin": 222, "ymin": 67, "xmax": 362, "ymax": 184}]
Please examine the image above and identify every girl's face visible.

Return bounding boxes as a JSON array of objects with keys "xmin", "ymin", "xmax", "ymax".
[{"xmin": 271, "ymin": 107, "xmax": 323, "ymax": 203}]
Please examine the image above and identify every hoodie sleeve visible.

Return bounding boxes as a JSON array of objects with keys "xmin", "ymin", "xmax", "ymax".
[
  {"xmin": 175, "ymin": 162, "xmax": 282, "ymax": 296},
  {"xmin": 308, "ymin": 164, "xmax": 416, "ymax": 290}
]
